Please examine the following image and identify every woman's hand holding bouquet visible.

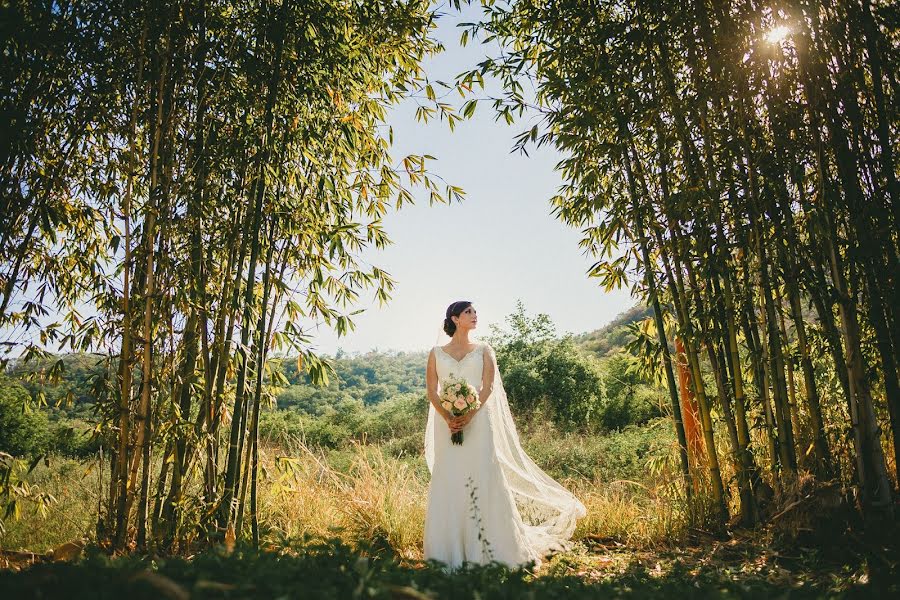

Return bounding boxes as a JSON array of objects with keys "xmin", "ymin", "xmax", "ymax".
[{"xmin": 438, "ymin": 375, "xmax": 480, "ymax": 445}]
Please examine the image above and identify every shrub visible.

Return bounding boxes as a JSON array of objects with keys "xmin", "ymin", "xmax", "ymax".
[
  {"xmin": 495, "ymin": 335, "xmax": 606, "ymax": 432},
  {"xmin": 596, "ymin": 353, "xmax": 662, "ymax": 430},
  {"xmin": 488, "ymin": 302, "xmax": 667, "ymax": 432},
  {"xmin": 358, "ymin": 393, "xmax": 427, "ymax": 443},
  {"xmin": 259, "ymin": 409, "xmax": 353, "ymax": 450},
  {"xmin": 48, "ymin": 420, "xmax": 102, "ymax": 458},
  {"xmin": 519, "ymin": 416, "xmax": 676, "ymax": 483},
  {"xmin": 0, "ymin": 377, "xmax": 50, "ymax": 457}
]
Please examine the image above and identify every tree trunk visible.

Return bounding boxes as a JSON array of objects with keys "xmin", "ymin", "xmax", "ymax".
[
  {"xmin": 221, "ymin": 0, "xmax": 290, "ymax": 530},
  {"xmin": 620, "ymin": 117, "xmax": 693, "ymax": 500},
  {"xmin": 111, "ymin": 19, "xmax": 146, "ymax": 548},
  {"xmin": 119, "ymin": 26, "xmax": 169, "ymax": 548},
  {"xmin": 657, "ymin": 227, "xmax": 729, "ymax": 526}
]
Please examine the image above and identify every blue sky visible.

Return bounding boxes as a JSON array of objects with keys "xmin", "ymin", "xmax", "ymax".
[{"xmin": 311, "ymin": 3, "xmax": 635, "ymax": 356}]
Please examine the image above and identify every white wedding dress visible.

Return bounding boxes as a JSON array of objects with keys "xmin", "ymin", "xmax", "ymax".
[{"xmin": 423, "ymin": 342, "xmax": 586, "ymax": 570}]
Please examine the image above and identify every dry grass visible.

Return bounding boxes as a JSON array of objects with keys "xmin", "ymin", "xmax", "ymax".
[
  {"xmin": 258, "ymin": 441, "xmax": 427, "ymax": 559},
  {"xmin": 0, "ymin": 458, "xmax": 102, "ymax": 552},
  {"xmin": 3, "ymin": 433, "xmax": 689, "ymax": 557},
  {"xmin": 256, "ymin": 438, "xmax": 687, "ymax": 559},
  {"xmin": 572, "ymin": 479, "xmax": 689, "ymax": 547}
]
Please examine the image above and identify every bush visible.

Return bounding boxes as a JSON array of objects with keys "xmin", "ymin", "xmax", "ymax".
[
  {"xmin": 261, "ymin": 392, "xmax": 429, "ymax": 452},
  {"xmin": 519, "ymin": 416, "xmax": 676, "ymax": 483},
  {"xmin": 596, "ymin": 353, "xmax": 662, "ymax": 430},
  {"xmin": 275, "ymin": 385, "xmax": 344, "ymax": 415},
  {"xmin": 490, "ymin": 303, "xmax": 663, "ymax": 432},
  {"xmin": 48, "ymin": 420, "xmax": 102, "ymax": 458},
  {"xmin": 259, "ymin": 409, "xmax": 354, "ymax": 450},
  {"xmin": 382, "ymin": 432, "xmax": 424, "ymax": 460},
  {"xmin": 359, "ymin": 393, "xmax": 427, "ymax": 443},
  {"xmin": 259, "ymin": 409, "xmax": 307, "ymax": 446},
  {"xmin": 494, "ymin": 334, "xmax": 606, "ymax": 432},
  {"xmin": 0, "ymin": 376, "xmax": 51, "ymax": 457}
]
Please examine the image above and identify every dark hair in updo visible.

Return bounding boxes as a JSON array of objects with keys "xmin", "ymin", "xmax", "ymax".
[{"xmin": 443, "ymin": 301, "xmax": 473, "ymax": 337}]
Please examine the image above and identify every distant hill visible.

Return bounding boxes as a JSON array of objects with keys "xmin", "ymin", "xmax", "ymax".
[
  {"xmin": 572, "ymin": 303, "xmax": 651, "ymax": 357},
  {"xmin": 1, "ymin": 304, "xmax": 649, "ymax": 417},
  {"xmin": 270, "ymin": 350, "xmax": 427, "ymax": 413}
]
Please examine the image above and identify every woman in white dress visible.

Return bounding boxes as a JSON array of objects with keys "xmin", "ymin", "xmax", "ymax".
[{"xmin": 423, "ymin": 300, "xmax": 586, "ymax": 570}]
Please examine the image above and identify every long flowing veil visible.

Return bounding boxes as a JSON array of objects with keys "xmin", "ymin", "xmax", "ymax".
[{"xmin": 425, "ymin": 327, "xmax": 587, "ymax": 554}]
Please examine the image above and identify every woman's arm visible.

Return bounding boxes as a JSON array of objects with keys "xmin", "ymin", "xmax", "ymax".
[
  {"xmin": 426, "ymin": 348, "xmax": 454, "ymax": 424},
  {"xmin": 477, "ymin": 344, "xmax": 496, "ymax": 408},
  {"xmin": 456, "ymin": 344, "xmax": 495, "ymax": 428}
]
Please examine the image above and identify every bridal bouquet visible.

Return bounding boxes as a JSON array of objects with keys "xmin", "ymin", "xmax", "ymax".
[{"xmin": 439, "ymin": 375, "xmax": 480, "ymax": 445}]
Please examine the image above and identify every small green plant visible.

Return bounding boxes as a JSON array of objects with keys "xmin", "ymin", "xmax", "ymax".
[
  {"xmin": 0, "ymin": 452, "xmax": 58, "ymax": 537},
  {"xmin": 466, "ymin": 475, "xmax": 494, "ymax": 563}
]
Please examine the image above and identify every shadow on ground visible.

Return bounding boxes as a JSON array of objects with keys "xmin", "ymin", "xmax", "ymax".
[{"xmin": 1, "ymin": 534, "xmax": 898, "ymax": 599}]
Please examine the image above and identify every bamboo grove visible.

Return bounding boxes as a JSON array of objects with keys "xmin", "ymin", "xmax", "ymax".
[
  {"xmin": 1, "ymin": 0, "xmax": 465, "ymax": 550},
  {"xmin": 459, "ymin": 0, "xmax": 899, "ymax": 527}
]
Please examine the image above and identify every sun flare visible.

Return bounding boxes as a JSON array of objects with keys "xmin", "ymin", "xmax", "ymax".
[{"xmin": 765, "ymin": 25, "xmax": 791, "ymax": 44}]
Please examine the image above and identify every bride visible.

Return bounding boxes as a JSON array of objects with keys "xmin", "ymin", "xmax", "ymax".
[{"xmin": 423, "ymin": 300, "xmax": 586, "ymax": 570}]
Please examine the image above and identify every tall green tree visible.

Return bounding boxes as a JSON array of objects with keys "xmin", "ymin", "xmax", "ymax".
[
  {"xmin": 1, "ymin": 0, "xmax": 467, "ymax": 551},
  {"xmin": 456, "ymin": 0, "xmax": 898, "ymax": 526}
]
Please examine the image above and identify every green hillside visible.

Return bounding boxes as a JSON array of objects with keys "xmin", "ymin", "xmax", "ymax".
[{"xmin": 573, "ymin": 304, "xmax": 652, "ymax": 357}]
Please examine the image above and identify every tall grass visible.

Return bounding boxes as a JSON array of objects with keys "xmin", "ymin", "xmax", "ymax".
[
  {"xmin": 254, "ymin": 418, "xmax": 689, "ymax": 556},
  {"xmin": 0, "ymin": 457, "xmax": 103, "ymax": 552},
  {"xmin": 2, "ymin": 418, "xmax": 691, "ymax": 556},
  {"xmin": 571, "ymin": 481, "xmax": 689, "ymax": 546},
  {"xmin": 258, "ymin": 441, "xmax": 427, "ymax": 559}
]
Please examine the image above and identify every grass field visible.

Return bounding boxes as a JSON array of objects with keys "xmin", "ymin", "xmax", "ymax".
[{"xmin": 2, "ymin": 418, "xmax": 898, "ymax": 598}]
